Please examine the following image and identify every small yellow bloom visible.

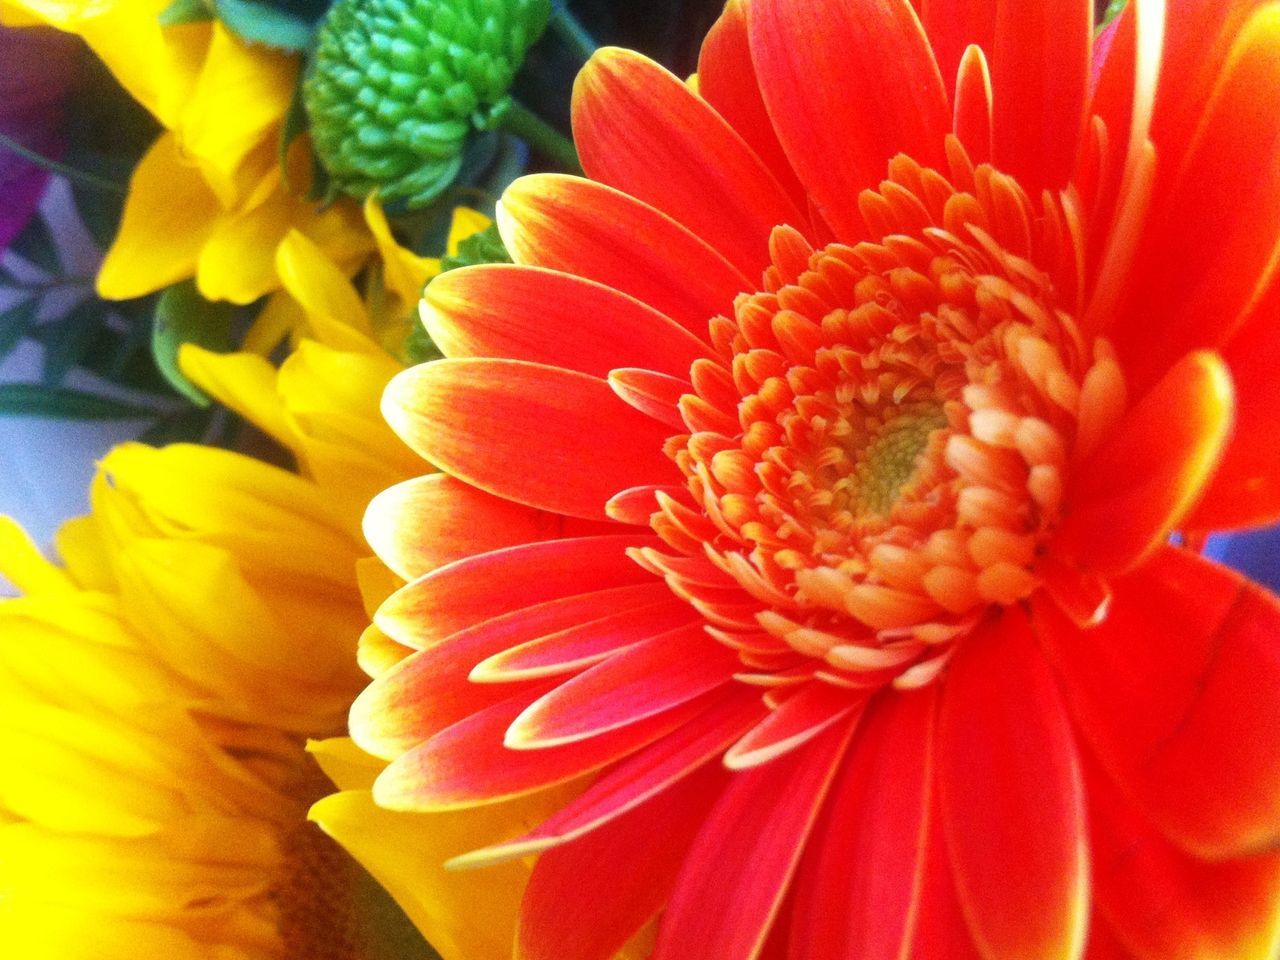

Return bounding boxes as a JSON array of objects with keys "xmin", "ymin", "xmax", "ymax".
[{"xmin": 2, "ymin": 0, "xmax": 373, "ymax": 304}]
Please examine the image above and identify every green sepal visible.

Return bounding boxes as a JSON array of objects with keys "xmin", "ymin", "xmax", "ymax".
[
  {"xmin": 159, "ymin": 0, "xmax": 213, "ymax": 27},
  {"xmin": 440, "ymin": 223, "xmax": 512, "ymax": 273},
  {"xmin": 0, "ymin": 297, "xmax": 39, "ymax": 359},
  {"xmin": 214, "ymin": 0, "xmax": 316, "ymax": 50},
  {"xmin": 152, "ymin": 281, "xmax": 235, "ymax": 406},
  {"xmin": 9, "ymin": 213, "xmax": 61, "ymax": 275},
  {"xmin": 0, "ymin": 384, "xmax": 160, "ymax": 420}
]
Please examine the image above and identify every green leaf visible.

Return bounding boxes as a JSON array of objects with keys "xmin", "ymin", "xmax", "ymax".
[
  {"xmin": 0, "ymin": 384, "xmax": 159, "ymax": 420},
  {"xmin": 38, "ymin": 299, "xmax": 104, "ymax": 386},
  {"xmin": 152, "ymin": 282, "xmax": 235, "ymax": 406},
  {"xmin": 159, "ymin": 0, "xmax": 213, "ymax": 26},
  {"xmin": 9, "ymin": 214, "xmax": 61, "ymax": 274},
  {"xmin": 214, "ymin": 0, "xmax": 316, "ymax": 50},
  {"xmin": 137, "ymin": 405, "xmax": 215, "ymax": 446},
  {"xmin": 0, "ymin": 297, "xmax": 39, "ymax": 358}
]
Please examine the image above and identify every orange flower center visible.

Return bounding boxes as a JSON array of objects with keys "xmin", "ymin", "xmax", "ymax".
[{"xmin": 652, "ymin": 143, "xmax": 1128, "ymax": 689}]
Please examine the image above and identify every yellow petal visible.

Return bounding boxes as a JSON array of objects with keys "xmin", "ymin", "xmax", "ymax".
[
  {"xmin": 310, "ymin": 744, "xmax": 580, "ymax": 960},
  {"xmin": 177, "ymin": 23, "xmax": 295, "ymax": 207},
  {"xmin": 275, "ymin": 230, "xmax": 377, "ymax": 350},
  {"xmin": 52, "ymin": 516, "xmax": 115, "ymax": 592},
  {"xmin": 196, "ymin": 185, "xmax": 293, "ymax": 305},
  {"xmin": 364, "ymin": 193, "xmax": 439, "ymax": 310},
  {"xmin": 0, "ymin": 516, "xmax": 72, "ymax": 594},
  {"xmin": 241, "ymin": 289, "xmax": 303, "ymax": 356},
  {"xmin": 14, "ymin": 0, "xmax": 210, "ymax": 128},
  {"xmin": 178, "ymin": 345, "xmax": 293, "ymax": 449},
  {"xmin": 96, "ymin": 131, "xmax": 219, "ymax": 301}
]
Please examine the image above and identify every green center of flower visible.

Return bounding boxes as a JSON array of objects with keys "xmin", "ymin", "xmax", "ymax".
[{"xmin": 846, "ymin": 404, "xmax": 948, "ymax": 518}]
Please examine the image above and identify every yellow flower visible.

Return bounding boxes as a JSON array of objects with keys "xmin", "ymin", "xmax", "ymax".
[
  {"xmin": 0, "ymin": 206, "xmax": 547, "ymax": 959},
  {"xmin": 0, "ymin": 0, "xmax": 372, "ymax": 304}
]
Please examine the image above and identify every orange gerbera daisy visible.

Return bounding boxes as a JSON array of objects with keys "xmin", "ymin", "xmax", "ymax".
[{"xmin": 353, "ymin": 1, "xmax": 1280, "ymax": 957}]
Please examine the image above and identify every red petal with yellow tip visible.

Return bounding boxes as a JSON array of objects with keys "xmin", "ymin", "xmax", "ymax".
[
  {"xmin": 1054, "ymin": 351, "xmax": 1232, "ymax": 575},
  {"xmin": 353, "ymin": 582, "xmax": 676, "ymax": 758},
  {"xmin": 424, "ymin": 265, "xmax": 710, "ymax": 378},
  {"xmin": 365, "ymin": 474, "xmax": 616, "ymax": 581},
  {"xmin": 1085, "ymin": 751, "xmax": 1280, "ymax": 960},
  {"xmin": 788, "ymin": 687, "xmax": 936, "ymax": 960},
  {"xmin": 920, "ymin": 0, "xmax": 995, "ymax": 99},
  {"xmin": 723, "ymin": 682, "xmax": 864, "ymax": 770},
  {"xmin": 498, "ymin": 175, "xmax": 749, "ymax": 336},
  {"xmin": 518, "ymin": 763, "xmax": 728, "ymax": 960},
  {"xmin": 471, "ymin": 590, "xmax": 697, "ymax": 683},
  {"xmin": 989, "ymin": 0, "xmax": 1091, "ymax": 191},
  {"xmin": 505, "ymin": 625, "xmax": 739, "ymax": 749},
  {"xmin": 382, "ymin": 360, "xmax": 676, "ymax": 521},
  {"xmin": 697, "ymin": 0, "xmax": 807, "ymax": 207},
  {"xmin": 375, "ymin": 688, "xmax": 722, "ymax": 812},
  {"xmin": 1186, "ymin": 278, "xmax": 1280, "ymax": 529},
  {"xmin": 1034, "ymin": 546, "xmax": 1280, "ymax": 859},
  {"xmin": 373, "ymin": 536, "xmax": 658, "ymax": 648},
  {"xmin": 573, "ymin": 47, "xmax": 806, "ymax": 275},
  {"xmin": 748, "ymin": 0, "xmax": 950, "ymax": 240},
  {"xmin": 457, "ymin": 694, "xmax": 764, "ymax": 868},
  {"xmin": 938, "ymin": 608, "xmax": 1088, "ymax": 960},
  {"xmin": 652, "ymin": 715, "xmax": 858, "ymax": 960}
]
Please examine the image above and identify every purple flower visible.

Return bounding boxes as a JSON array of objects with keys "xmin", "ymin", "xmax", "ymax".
[{"xmin": 0, "ymin": 25, "xmax": 79, "ymax": 253}]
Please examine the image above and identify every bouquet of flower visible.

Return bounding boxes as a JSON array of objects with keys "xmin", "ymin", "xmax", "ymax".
[{"xmin": 2, "ymin": 1, "xmax": 1280, "ymax": 958}]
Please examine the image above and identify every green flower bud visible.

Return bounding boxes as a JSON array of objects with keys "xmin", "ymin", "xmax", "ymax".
[{"xmin": 304, "ymin": 0, "xmax": 551, "ymax": 208}]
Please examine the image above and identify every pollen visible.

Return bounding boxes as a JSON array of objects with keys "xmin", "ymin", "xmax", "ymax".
[{"xmin": 655, "ymin": 138, "xmax": 1128, "ymax": 689}]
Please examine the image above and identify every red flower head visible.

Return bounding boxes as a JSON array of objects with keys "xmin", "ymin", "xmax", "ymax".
[{"xmin": 358, "ymin": 1, "xmax": 1280, "ymax": 957}]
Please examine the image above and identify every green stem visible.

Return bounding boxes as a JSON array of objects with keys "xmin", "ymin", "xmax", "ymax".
[
  {"xmin": 499, "ymin": 100, "xmax": 583, "ymax": 175},
  {"xmin": 0, "ymin": 131, "xmax": 127, "ymax": 195},
  {"xmin": 549, "ymin": 4, "xmax": 599, "ymax": 62}
]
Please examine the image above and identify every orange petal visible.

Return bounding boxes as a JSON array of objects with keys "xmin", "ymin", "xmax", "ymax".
[
  {"xmin": 517, "ymin": 763, "xmax": 727, "ymax": 960},
  {"xmin": 748, "ymin": 0, "xmax": 950, "ymax": 241},
  {"xmin": 1034, "ymin": 546, "xmax": 1280, "ymax": 859},
  {"xmin": 789, "ymin": 687, "xmax": 936, "ymax": 960},
  {"xmin": 424, "ymin": 264, "xmax": 709, "ymax": 378},
  {"xmin": 1054, "ymin": 351, "xmax": 1232, "ymax": 575},
  {"xmin": 1085, "ymin": 752, "xmax": 1280, "ymax": 960},
  {"xmin": 697, "ymin": 0, "xmax": 807, "ymax": 208},
  {"xmin": 373, "ymin": 535, "xmax": 659, "ymax": 649},
  {"xmin": 652, "ymin": 715, "xmax": 859, "ymax": 960},
  {"xmin": 383, "ymin": 359, "xmax": 677, "ymax": 522},
  {"xmin": 722, "ymin": 682, "xmax": 864, "ymax": 770},
  {"xmin": 365, "ymin": 474, "xmax": 614, "ymax": 581},
  {"xmin": 572, "ymin": 47, "xmax": 806, "ymax": 275},
  {"xmin": 919, "ymin": 0, "xmax": 996, "ymax": 100},
  {"xmin": 989, "ymin": 0, "xmax": 1091, "ymax": 191},
  {"xmin": 904, "ymin": 808, "xmax": 984, "ymax": 960},
  {"xmin": 498, "ymin": 174, "xmax": 749, "ymax": 337},
  {"xmin": 938, "ymin": 607, "xmax": 1088, "ymax": 960},
  {"xmin": 1186, "ymin": 278, "xmax": 1280, "ymax": 529},
  {"xmin": 353, "ymin": 581, "xmax": 675, "ymax": 759},
  {"xmin": 374, "ymin": 688, "xmax": 720, "ymax": 811},
  {"xmin": 1110, "ymin": 4, "xmax": 1280, "ymax": 393},
  {"xmin": 952, "ymin": 44, "xmax": 993, "ymax": 163},
  {"xmin": 505, "ymin": 625, "xmax": 738, "ymax": 749}
]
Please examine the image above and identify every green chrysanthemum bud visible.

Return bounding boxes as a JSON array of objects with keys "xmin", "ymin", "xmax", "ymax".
[{"xmin": 304, "ymin": 0, "xmax": 552, "ymax": 207}]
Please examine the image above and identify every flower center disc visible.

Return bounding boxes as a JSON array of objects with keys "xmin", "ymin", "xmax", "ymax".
[{"xmin": 650, "ymin": 148, "xmax": 1128, "ymax": 690}]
